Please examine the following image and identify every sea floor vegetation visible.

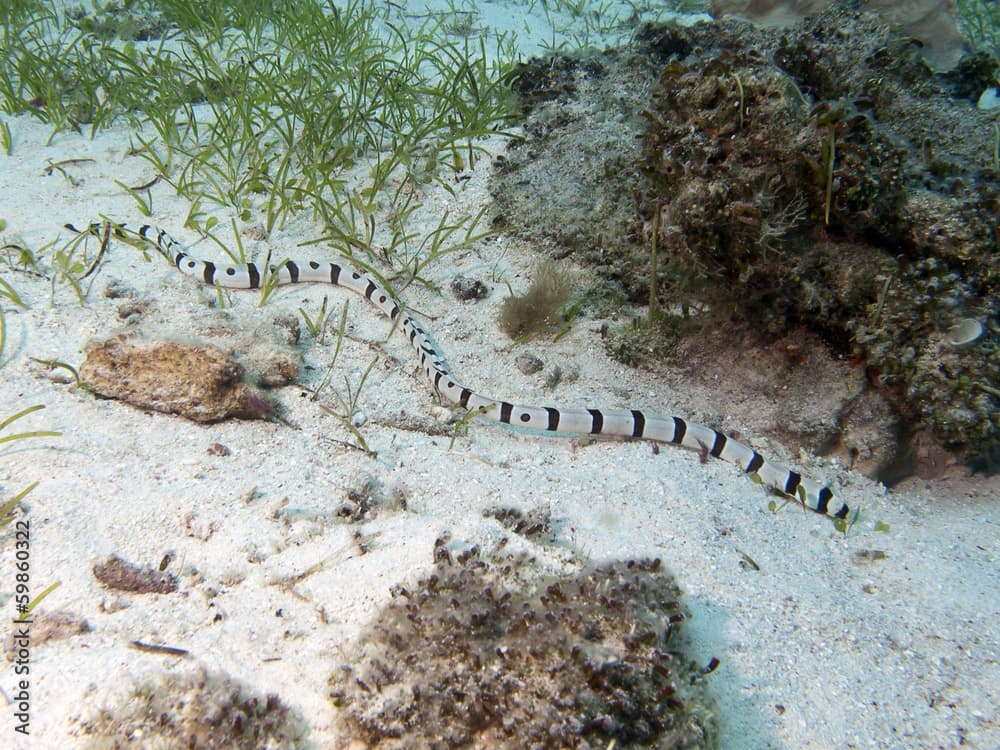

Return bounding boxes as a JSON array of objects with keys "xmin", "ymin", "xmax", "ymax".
[{"xmin": 492, "ymin": 3, "xmax": 1000, "ymax": 476}]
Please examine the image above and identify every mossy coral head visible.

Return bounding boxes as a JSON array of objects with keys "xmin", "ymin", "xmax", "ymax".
[
  {"xmin": 330, "ymin": 546, "xmax": 716, "ymax": 749},
  {"xmin": 73, "ymin": 666, "xmax": 306, "ymax": 749}
]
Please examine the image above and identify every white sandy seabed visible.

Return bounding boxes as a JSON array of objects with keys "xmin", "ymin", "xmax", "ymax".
[{"xmin": 1, "ymin": 8, "xmax": 999, "ymax": 750}]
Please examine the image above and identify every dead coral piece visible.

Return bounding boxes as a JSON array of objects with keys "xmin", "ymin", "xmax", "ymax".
[
  {"xmin": 73, "ymin": 666, "xmax": 306, "ymax": 749},
  {"xmin": 331, "ymin": 551, "xmax": 714, "ymax": 749},
  {"xmin": 80, "ymin": 335, "xmax": 274, "ymax": 422},
  {"xmin": 93, "ymin": 554, "xmax": 177, "ymax": 594}
]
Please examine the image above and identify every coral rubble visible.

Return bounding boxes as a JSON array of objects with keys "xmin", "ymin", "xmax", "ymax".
[
  {"xmin": 73, "ymin": 667, "xmax": 306, "ymax": 749},
  {"xmin": 331, "ymin": 550, "xmax": 715, "ymax": 748}
]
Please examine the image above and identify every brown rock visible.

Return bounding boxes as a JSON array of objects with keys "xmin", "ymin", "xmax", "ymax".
[
  {"xmin": 80, "ymin": 335, "xmax": 274, "ymax": 422},
  {"xmin": 93, "ymin": 555, "xmax": 177, "ymax": 594}
]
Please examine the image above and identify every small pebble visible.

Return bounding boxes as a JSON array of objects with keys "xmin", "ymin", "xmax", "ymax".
[
  {"xmin": 103, "ymin": 279, "xmax": 134, "ymax": 299},
  {"xmin": 116, "ymin": 300, "xmax": 149, "ymax": 320},
  {"xmin": 450, "ymin": 275, "xmax": 489, "ymax": 301},
  {"xmin": 516, "ymin": 353, "xmax": 544, "ymax": 375}
]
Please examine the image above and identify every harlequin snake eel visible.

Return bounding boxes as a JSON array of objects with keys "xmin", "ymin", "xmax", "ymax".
[{"xmin": 96, "ymin": 222, "xmax": 848, "ymax": 520}]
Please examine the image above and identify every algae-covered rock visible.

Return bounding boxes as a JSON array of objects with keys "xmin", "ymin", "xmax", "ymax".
[
  {"xmin": 331, "ymin": 548, "xmax": 715, "ymax": 749},
  {"xmin": 92, "ymin": 554, "xmax": 178, "ymax": 595},
  {"xmin": 80, "ymin": 335, "xmax": 275, "ymax": 422},
  {"xmin": 492, "ymin": 4, "xmax": 999, "ymax": 470},
  {"xmin": 73, "ymin": 667, "xmax": 306, "ymax": 749}
]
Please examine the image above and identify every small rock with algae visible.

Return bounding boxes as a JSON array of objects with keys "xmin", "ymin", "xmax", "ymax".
[
  {"xmin": 80, "ymin": 335, "xmax": 275, "ymax": 422},
  {"xmin": 72, "ymin": 666, "xmax": 306, "ymax": 749},
  {"xmin": 92, "ymin": 554, "xmax": 177, "ymax": 595}
]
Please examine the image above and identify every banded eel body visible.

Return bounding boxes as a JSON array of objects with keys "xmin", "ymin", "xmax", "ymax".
[{"xmin": 134, "ymin": 224, "xmax": 847, "ymax": 519}]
